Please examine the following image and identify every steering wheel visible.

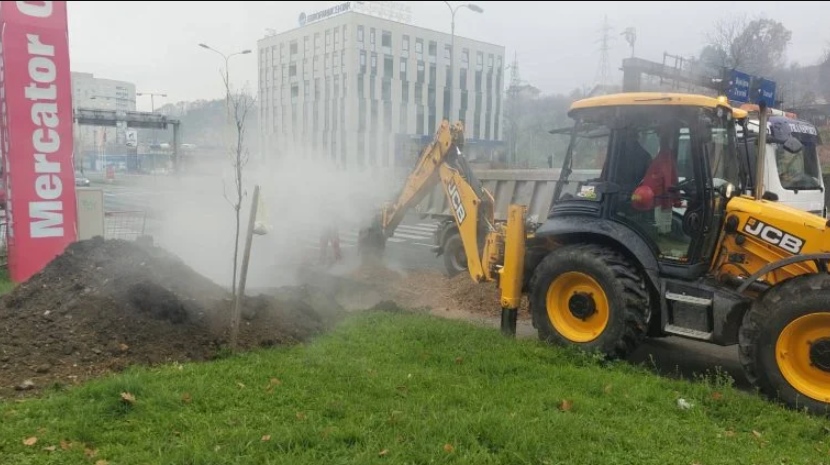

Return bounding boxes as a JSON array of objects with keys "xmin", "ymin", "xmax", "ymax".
[{"xmin": 672, "ymin": 178, "xmax": 696, "ymax": 199}]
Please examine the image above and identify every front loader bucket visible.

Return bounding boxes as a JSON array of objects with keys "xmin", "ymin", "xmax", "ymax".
[{"xmin": 357, "ymin": 215, "xmax": 387, "ymax": 261}]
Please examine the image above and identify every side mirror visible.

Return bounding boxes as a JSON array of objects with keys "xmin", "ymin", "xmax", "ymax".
[
  {"xmin": 718, "ymin": 182, "xmax": 736, "ymax": 200},
  {"xmin": 782, "ymin": 135, "xmax": 803, "ymax": 154}
]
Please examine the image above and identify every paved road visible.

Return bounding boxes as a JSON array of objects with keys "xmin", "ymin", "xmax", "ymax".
[{"xmin": 96, "ymin": 178, "xmax": 748, "ymax": 389}]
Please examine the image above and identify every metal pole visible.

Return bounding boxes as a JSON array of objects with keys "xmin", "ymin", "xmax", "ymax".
[{"xmin": 230, "ymin": 184, "xmax": 260, "ymax": 349}]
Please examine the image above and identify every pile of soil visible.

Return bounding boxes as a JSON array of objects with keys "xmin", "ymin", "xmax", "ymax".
[{"xmin": 0, "ymin": 237, "xmax": 345, "ymax": 398}]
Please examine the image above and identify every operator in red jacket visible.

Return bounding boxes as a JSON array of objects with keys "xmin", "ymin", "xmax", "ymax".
[{"xmin": 631, "ymin": 126, "xmax": 681, "ymax": 212}]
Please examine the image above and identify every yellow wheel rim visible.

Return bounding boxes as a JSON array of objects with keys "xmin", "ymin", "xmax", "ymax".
[
  {"xmin": 775, "ymin": 312, "xmax": 830, "ymax": 403},
  {"xmin": 545, "ymin": 271, "xmax": 610, "ymax": 343}
]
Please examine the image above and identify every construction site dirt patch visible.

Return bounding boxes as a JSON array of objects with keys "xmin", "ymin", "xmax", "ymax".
[
  {"xmin": 343, "ymin": 264, "xmax": 532, "ymax": 320},
  {"xmin": 0, "ymin": 237, "xmax": 345, "ymax": 399}
]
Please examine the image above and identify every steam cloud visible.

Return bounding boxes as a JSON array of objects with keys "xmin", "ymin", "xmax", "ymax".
[{"xmin": 148, "ymin": 153, "xmax": 405, "ymax": 292}]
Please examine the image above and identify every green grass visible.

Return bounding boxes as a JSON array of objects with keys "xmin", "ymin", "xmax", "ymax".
[
  {"xmin": 0, "ymin": 268, "xmax": 14, "ymax": 296},
  {"xmin": 0, "ymin": 311, "xmax": 828, "ymax": 464}
]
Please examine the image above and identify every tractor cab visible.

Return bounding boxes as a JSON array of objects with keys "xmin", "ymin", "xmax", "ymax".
[{"xmin": 549, "ymin": 93, "xmax": 740, "ymax": 278}]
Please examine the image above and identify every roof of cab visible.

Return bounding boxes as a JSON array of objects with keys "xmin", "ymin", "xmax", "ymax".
[{"xmin": 568, "ymin": 92, "xmax": 736, "ymax": 115}]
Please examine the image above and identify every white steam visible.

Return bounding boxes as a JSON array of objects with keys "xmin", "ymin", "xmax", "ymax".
[{"xmin": 150, "ymin": 154, "xmax": 404, "ymax": 292}]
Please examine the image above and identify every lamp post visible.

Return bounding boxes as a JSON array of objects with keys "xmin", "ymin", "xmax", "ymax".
[
  {"xmin": 136, "ymin": 91, "xmax": 167, "ymax": 143},
  {"xmin": 197, "ymin": 43, "xmax": 251, "ymax": 113},
  {"xmin": 443, "ymin": 1, "xmax": 483, "ymax": 123}
]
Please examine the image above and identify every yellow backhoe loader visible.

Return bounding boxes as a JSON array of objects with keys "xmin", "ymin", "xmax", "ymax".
[{"xmin": 358, "ymin": 92, "xmax": 830, "ymax": 415}]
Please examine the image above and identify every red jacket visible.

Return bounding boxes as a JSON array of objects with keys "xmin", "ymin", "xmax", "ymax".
[{"xmin": 639, "ymin": 149, "xmax": 680, "ymax": 210}]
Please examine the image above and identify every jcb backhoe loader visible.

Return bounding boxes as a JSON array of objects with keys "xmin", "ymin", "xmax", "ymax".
[{"xmin": 358, "ymin": 92, "xmax": 830, "ymax": 416}]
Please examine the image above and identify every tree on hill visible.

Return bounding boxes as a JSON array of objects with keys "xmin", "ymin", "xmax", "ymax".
[{"xmin": 700, "ymin": 15, "xmax": 792, "ymax": 77}]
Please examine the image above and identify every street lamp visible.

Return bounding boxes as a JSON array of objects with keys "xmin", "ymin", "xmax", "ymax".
[
  {"xmin": 198, "ymin": 43, "xmax": 252, "ymax": 102},
  {"xmin": 443, "ymin": 1, "xmax": 483, "ymax": 123}
]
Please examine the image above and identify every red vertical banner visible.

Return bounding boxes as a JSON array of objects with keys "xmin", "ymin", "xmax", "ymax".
[{"xmin": 0, "ymin": 1, "xmax": 77, "ymax": 283}]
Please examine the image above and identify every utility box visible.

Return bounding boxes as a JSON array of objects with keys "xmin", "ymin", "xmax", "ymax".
[{"xmin": 76, "ymin": 188, "xmax": 105, "ymax": 240}]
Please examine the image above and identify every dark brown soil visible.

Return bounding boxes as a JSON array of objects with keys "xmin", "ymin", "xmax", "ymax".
[{"xmin": 0, "ymin": 237, "xmax": 345, "ymax": 398}]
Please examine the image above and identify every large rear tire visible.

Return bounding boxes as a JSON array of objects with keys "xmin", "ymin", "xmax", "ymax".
[
  {"xmin": 529, "ymin": 243, "xmax": 650, "ymax": 359},
  {"xmin": 738, "ymin": 274, "xmax": 830, "ymax": 415},
  {"xmin": 442, "ymin": 232, "xmax": 467, "ymax": 278}
]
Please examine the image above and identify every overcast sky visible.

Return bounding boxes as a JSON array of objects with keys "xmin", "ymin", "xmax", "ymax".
[{"xmin": 67, "ymin": 1, "xmax": 830, "ymax": 112}]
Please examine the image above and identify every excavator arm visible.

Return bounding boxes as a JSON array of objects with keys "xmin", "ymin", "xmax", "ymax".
[
  {"xmin": 357, "ymin": 118, "xmax": 529, "ymax": 335},
  {"xmin": 357, "ymin": 120, "xmax": 498, "ymax": 281}
]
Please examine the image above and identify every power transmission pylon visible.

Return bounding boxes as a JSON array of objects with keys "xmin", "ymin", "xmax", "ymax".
[{"xmin": 595, "ymin": 15, "xmax": 613, "ymax": 87}]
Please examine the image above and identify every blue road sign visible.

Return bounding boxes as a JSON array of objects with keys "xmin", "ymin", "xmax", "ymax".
[
  {"xmin": 756, "ymin": 78, "xmax": 777, "ymax": 107},
  {"xmin": 726, "ymin": 69, "xmax": 751, "ymax": 103}
]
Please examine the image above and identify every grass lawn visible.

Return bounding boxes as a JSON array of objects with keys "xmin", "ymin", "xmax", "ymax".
[
  {"xmin": 0, "ymin": 268, "xmax": 14, "ymax": 296},
  {"xmin": 0, "ymin": 310, "xmax": 828, "ymax": 464}
]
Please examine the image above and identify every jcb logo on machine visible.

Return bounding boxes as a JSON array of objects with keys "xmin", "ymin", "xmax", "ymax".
[
  {"xmin": 447, "ymin": 180, "xmax": 467, "ymax": 224},
  {"xmin": 743, "ymin": 217, "xmax": 805, "ymax": 254}
]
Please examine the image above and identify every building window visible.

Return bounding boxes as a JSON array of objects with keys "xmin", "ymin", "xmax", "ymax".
[
  {"xmin": 444, "ymin": 44, "xmax": 451, "ymax": 62},
  {"xmin": 402, "ymin": 35, "xmax": 410, "ymax": 55},
  {"xmin": 488, "ymin": 54, "xmax": 494, "ymax": 69},
  {"xmin": 290, "ymin": 41, "xmax": 298, "ymax": 55},
  {"xmin": 428, "ymin": 41, "xmax": 437, "ymax": 64},
  {"xmin": 415, "ymin": 39, "xmax": 423, "ymax": 60},
  {"xmin": 462, "ymin": 49, "xmax": 469, "ymax": 66},
  {"xmin": 357, "ymin": 25, "xmax": 364, "ymax": 42},
  {"xmin": 400, "ymin": 57, "xmax": 407, "ymax": 80},
  {"xmin": 476, "ymin": 51, "xmax": 484, "ymax": 71},
  {"xmin": 359, "ymin": 50, "xmax": 366, "ymax": 71},
  {"xmin": 370, "ymin": 28, "xmax": 375, "ymax": 45},
  {"xmin": 381, "ymin": 31, "xmax": 392, "ymax": 54}
]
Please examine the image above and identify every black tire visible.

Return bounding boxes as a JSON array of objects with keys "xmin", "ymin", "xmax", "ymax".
[
  {"xmin": 738, "ymin": 274, "xmax": 830, "ymax": 416},
  {"xmin": 529, "ymin": 243, "xmax": 650, "ymax": 359},
  {"xmin": 442, "ymin": 233, "xmax": 467, "ymax": 277}
]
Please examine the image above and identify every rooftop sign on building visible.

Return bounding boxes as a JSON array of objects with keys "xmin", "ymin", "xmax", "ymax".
[
  {"xmin": 298, "ymin": 2, "xmax": 353, "ymax": 27},
  {"xmin": 297, "ymin": 1, "xmax": 413, "ymax": 27}
]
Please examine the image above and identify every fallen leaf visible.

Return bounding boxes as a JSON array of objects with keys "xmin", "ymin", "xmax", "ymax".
[
  {"xmin": 237, "ymin": 382, "xmax": 245, "ymax": 389},
  {"xmin": 59, "ymin": 440, "xmax": 72, "ymax": 450},
  {"xmin": 120, "ymin": 392, "xmax": 136, "ymax": 404},
  {"xmin": 95, "ymin": 460, "xmax": 109, "ymax": 465},
  {"xmin": 296, "ymin": 412, "xmax": 306, "ymax": 420},
  {"xmin": 454, "ymin": 357, "xmax": 464, "ymax": 364},
  {"xmin": 269, "ymin": 378, "xmax": 282, "ymax": 386},
  {"xmin": 118, "ymin": 343, "xmax": 129, "ymax": 352},
  {"xmin": 752, "ymin": 430, "xmax": 762, "ymax": 439},
  {"xmin": 42, "ymin": 445, "xmax": 56, "ymax": 452},
  {"xmin": 711, "ymin": 392, "xmax": 723, "ymax": 400},
  {"xmin": 443, "ymin": 443, "xmax": 454, "ymax": 453},
  {"xmin": 22, "ymin": 437, "xmax": 37, "ymax": 446},
  {"xmin": 379, "ymin": 449, "xmax": 389, "ymax": 456},
  {"xmin": 181, "ymin": 393, "xmax": 192, "ymax": 404},
  {"xmin": 261, "ymin": 435, "xmax": 271, "ymax": 442},
  {"xmin": 724, "ymin": 430, "xmax": 736, "ymax": 438},
  {"xmin": 84, "ymin": 447, "xmax": 98, "ymax": 458},
  {"xmin": 603, "ymin": 384, "xmax": 613, "ymax": 394},
  {"xmin": 558, "ymin": 399, "xmax": 573, "ymax": 412}
]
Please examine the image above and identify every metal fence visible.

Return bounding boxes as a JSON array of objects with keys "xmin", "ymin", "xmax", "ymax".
[{"xmin": 104, "ymin": 210, "xmax": 147, "ymax": 241}]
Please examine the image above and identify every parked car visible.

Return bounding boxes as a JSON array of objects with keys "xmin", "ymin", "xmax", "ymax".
[{"xmin": 75, "ymin": 171, "xmax": 90, "ymax": 187}]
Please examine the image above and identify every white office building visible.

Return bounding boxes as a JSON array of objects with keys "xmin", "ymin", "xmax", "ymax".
[
  {"xmin": 257, "ymin": 2, "xmax": 506, "ymax": 171},
  {"xmin": 71, "ymin": 72, "xmax": 137, "ymax": 149}
]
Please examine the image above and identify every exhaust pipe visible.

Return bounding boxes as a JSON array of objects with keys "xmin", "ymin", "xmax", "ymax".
[{"xmin": 754, "ymin": 100, "xmax": 769, "ymax": 200}]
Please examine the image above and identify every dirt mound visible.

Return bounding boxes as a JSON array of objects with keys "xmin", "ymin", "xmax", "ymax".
[{"xmin": 0, "ymin": 237, "xmax": 345, "ymax": 398}]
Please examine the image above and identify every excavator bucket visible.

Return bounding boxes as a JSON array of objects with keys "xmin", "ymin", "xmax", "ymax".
[{"xmin": 357, "ymin": 214, "xmax": 387, "ymax": 260}]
